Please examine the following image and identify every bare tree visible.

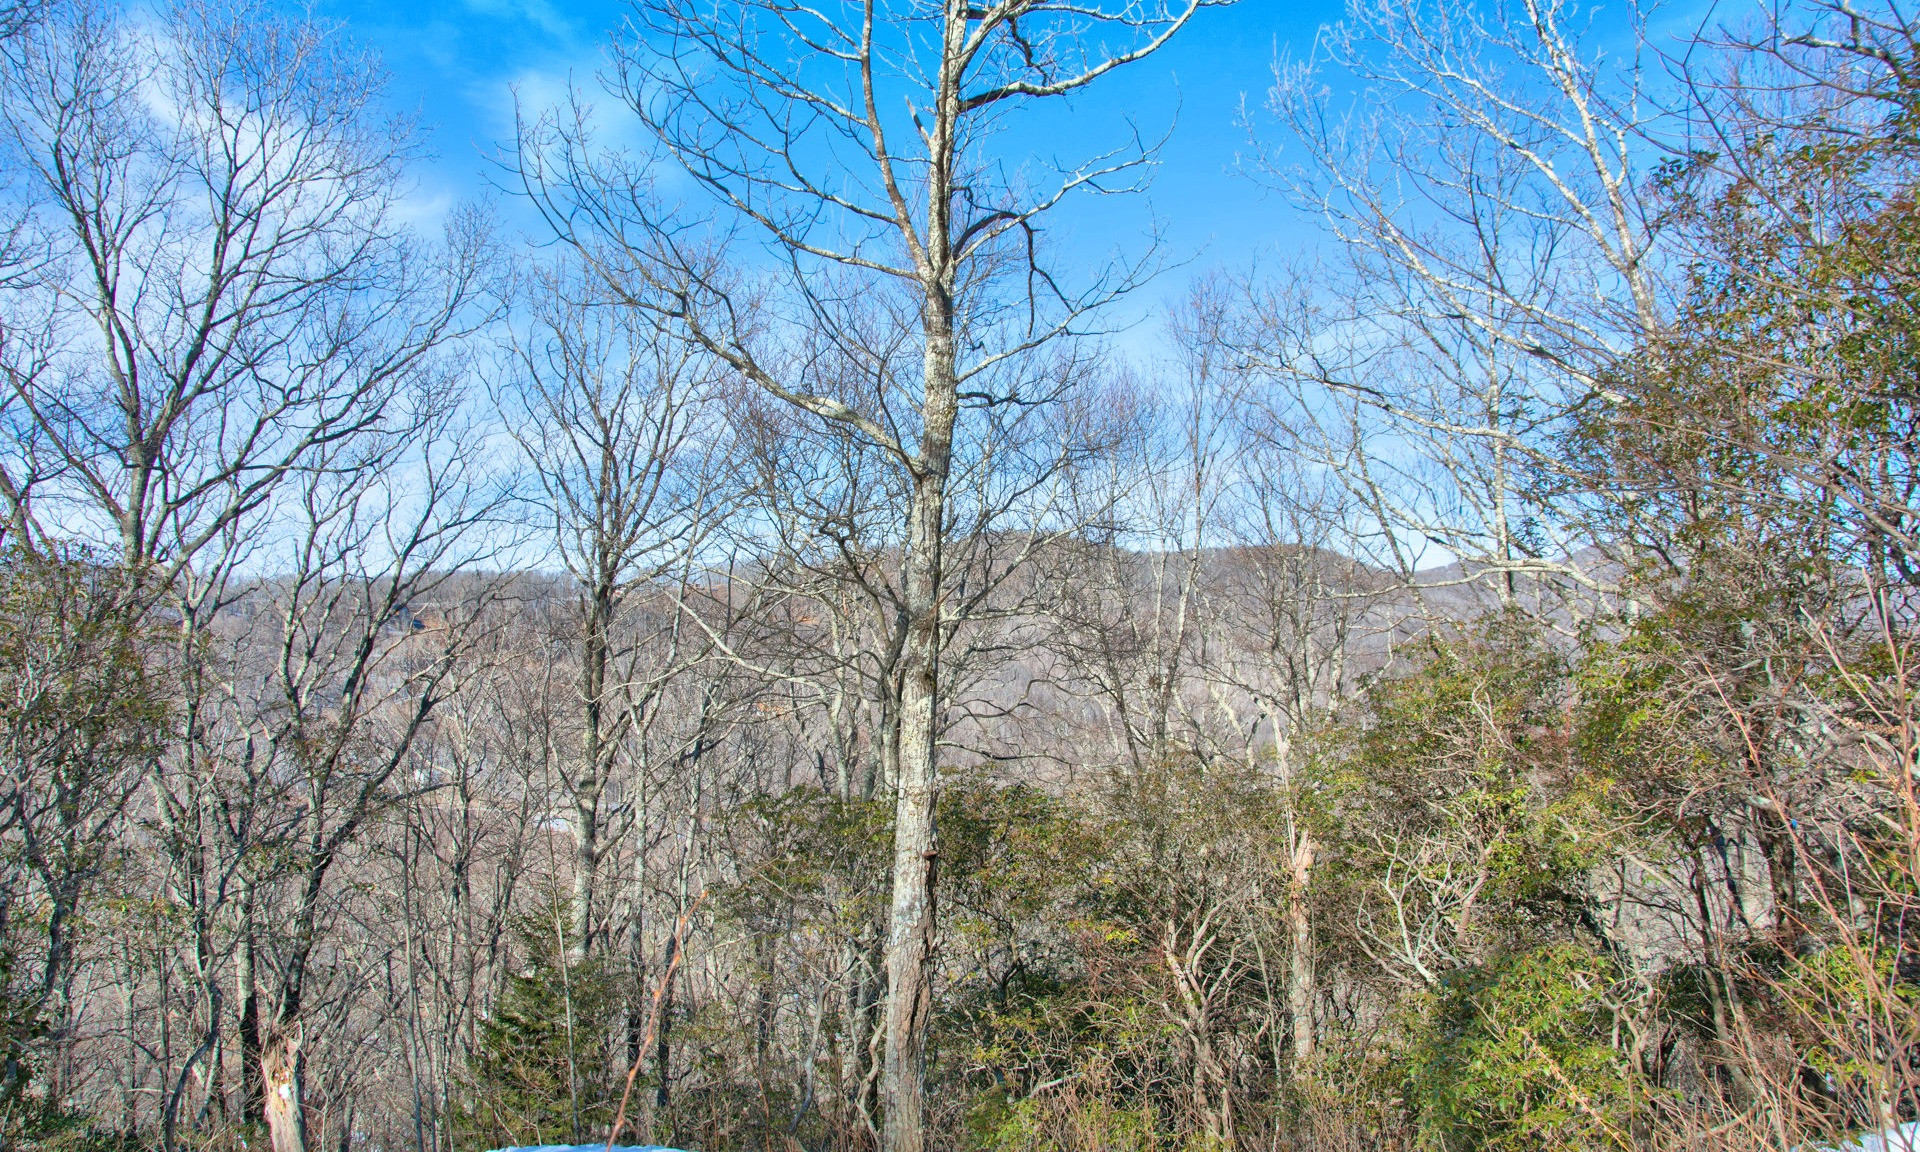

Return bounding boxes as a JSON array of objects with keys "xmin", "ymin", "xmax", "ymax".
[
  {"xmin": 0, "ymin": 0, "xmax": 487, "ymax": 578},
  {"xmin": 511, "ymin": 3, "xmax": 1224, "ymax": 1146},
  {"xmin": 1245, "ymin": 0, "xmax": 1668, "ymax": 604},
  {"xmin": 0, "ymin": 4, "xmax": 495, "ymax": 1149},
  {"xmin": 500, "ymin": 260, "xmax": 731, "ymax": 966},
  {"xmin": 235, "ymin": 386, "xmax": 501, "ymax": 1152}
]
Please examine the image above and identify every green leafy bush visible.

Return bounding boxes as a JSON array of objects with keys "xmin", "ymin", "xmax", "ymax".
[{"xmin": 1407, "ymin": 944, "xmax": 1645, "ymax": 1152}]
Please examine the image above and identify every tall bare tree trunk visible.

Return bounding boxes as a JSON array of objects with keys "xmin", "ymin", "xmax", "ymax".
[
  {"xmin": 571, "ymin": 799, "xmax": 601, "ymax": 962},
  {"xmin": 879, "ymin": 730, "xmax": 937, "ymax": 1152},
  {"xmin": 553, "ymin": 4, "xmax": 1211, "ymax": 1148},
  {"xmin": 881, "ymin": 278, "xmax": 958, "ymax": 1152},
  {"xmin": 572, "ymin": 588, "xmax": 612, "ymax": 962}
]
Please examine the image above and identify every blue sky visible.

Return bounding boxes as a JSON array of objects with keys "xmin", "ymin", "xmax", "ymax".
[
  {"xmin": 315, "ymin": 0, "xmax": 1340, "ymax": 318},
  {"xmin": 311, "ymin": 0, "xmax": 1728, "ymax": 352}
]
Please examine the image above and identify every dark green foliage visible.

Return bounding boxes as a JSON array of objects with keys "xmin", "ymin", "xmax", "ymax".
[
  {"xmin": 1406, "ymin": 944, "xmax": 1644, "ymax": 1152},
  {"xmin": 458, "ymin": 913, "xmax": 620, "ymax": 1150}
]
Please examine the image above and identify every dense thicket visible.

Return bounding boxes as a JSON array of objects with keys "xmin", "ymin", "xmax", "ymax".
[{"xmin": 0, "ymin": 0, "xmax": 1916, "ymax": 1150}]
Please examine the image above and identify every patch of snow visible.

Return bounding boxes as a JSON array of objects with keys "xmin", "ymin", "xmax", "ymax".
[{"xmin": 1816, "ymin": 1123, "xmax": 1920, "ymax": 1152}]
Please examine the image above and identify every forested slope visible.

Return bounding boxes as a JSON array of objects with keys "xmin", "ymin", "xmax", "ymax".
[{"xmin": 0, "ymin": 0, "xmax": 1917, "ymax": 1150}]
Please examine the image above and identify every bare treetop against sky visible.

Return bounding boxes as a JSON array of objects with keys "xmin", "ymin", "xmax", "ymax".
[
  {"xmin": 309, "ymin": 0, "xmax": 1714, "ymax": 330},
  {"xmin": 313, "ymin": 0, "xmax": 1322, "ymax": 289}
]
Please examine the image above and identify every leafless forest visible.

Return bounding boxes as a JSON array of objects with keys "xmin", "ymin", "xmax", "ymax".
[{"xmin": 0, "ymin": 0, "xmax": 1917, "ymax": 1149}]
